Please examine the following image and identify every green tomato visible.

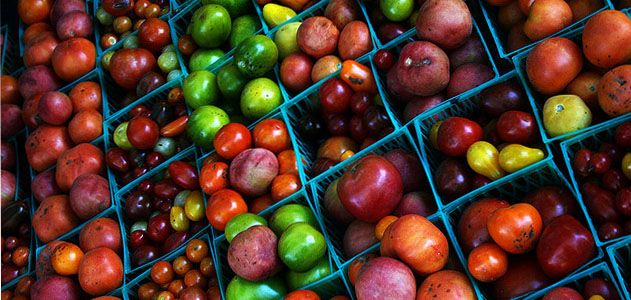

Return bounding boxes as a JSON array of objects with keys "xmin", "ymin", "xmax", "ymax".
[
  {"xmin": 170, "ymin": 206, "xmax": 190, "ymax": 231},
  {"xmin": 235, "ymin": 34, "xmax": 278, "ymax": 77},
  {"xmin": 217, "ymin": 63, "xmax": 249, "ymax": 101},
  {"xmin": 114, "ymin": 122, "xmax": 133, "ymax": 150},
  {"xmin": 189, "ymin": 48, "xmax": 226, "ymax": 72},
  {"xmin": 183, "ymin": 70, "xmax": 220, "ymax": 109},
  {"xmin": 202, "ymin": 0, "xmax": 251, "ymax": 18},
  {"xmin": 130, "ymin": 221, "xmax": 148, "ymax": 233},
  {"xmin": 167, "ymin": 70, "xmax": 182, "ymax": 82},
  {"xmin": 174, "ymin": 190, "xmax": 191, "ymax": 207},
  {"xmin": 273, "ymin": 22, "xmax": 301, "ymax": 59},
  {"xmin": 96, "ymin": 7, "xmax": 113, "ymax": 26},
  {"xmin": 226, "ymin": 275, "xmax": 286, "ymax": 300},
  {"xmin": 123, "ymin": 35, "xmax": 139, "ymax": 49},
  {"xmin": 191, "ymin": 4, "xmax": 232, "ymax": 48},
  {"xmin": 268, "ymin": 204, "xmax": 318, "ymax": 236},
  {"xmin": 230, "ymin": 15, "xmax": 261, "ymax": 49},
  {"xmin": 278, "ymin": 223, "xmax": 327, "ymax": 272},
  {"xmin": 186, "ymin": 105, "xmax": 230, "ymax": 150},
  {"xmin": 225, "ymin": 213, "xmax": 268, "ymax": 243},
  {"xmin": 101, "ymin": 51, "xmax": 114, "ymax": 71},
  {"xmin": 240, "ymin": 77, "xmax": 282, "ymax": 120},
  {"xmin": 162, "ymin": 44, "xmax": 176, "ymax": 53},
  {"xmin": 380, "ymin": 0, "xmax": 414, "ymax": 22},
  {"xmin": 153, "ymin": 137, "xmax": 176, "ymax": 157},
  {"xmin": 222, "ymin": 98, "xmax": 242, "ymax": 116},
  {"xmin": 184, "ymin": 191, "xmax": 205, "ymax": 221},
  {"xmin": 286, "ymin": 257, "xmax": 331, "ymax": 291},
  {"xmin": 158, "ymin": 51, "xmax": 179, "ymax": 73}
]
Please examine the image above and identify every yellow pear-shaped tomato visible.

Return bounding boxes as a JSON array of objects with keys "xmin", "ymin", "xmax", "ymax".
[
  {"xmin": 466, "ymin": 141, "xmax": 505, "ymax": 180},
  {"xmin": 429, "ymin": 121, "xmax": 442, "ymax": 149},
  {"xmin": 499, "ymin": 144, "xmax": 545, "ymax": 173}
]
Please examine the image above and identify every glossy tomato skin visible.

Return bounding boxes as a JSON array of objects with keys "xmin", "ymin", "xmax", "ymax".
[
  {"xmin": 138, "ymin": 18, "xmax": 171, "ymax": 53},
  {"xmin": 487, "ymin": 203, "xmax": 543, "ymax": 254},
  {"xmin": 319, "ymin": 78, "xmax": 353, "ymax": 114},
  {"xmin": 542, "ymin": 287, "xmax": 583, "ymax": 300},
  {"xmin": 522, "ymin": 186, "xmax": 577, "ymax": 226},
  {"xmin": 52, "ymin": 37, "xmax": 96, "ymax": 82},
  {"xmin": 496, "ymin": 111, "xmax": 538, "ymax": 144},
  {"xmin": 285, "ymin": 290, "xmax": 320, "ymax": 300},
  {"xmin": 213, "ymin": 123, "xmax": 252, "ymax": 160},
  {"xmin": 493, "ymin": 255, "xmax": 550, "ymax": 300},
  {"xmin": 78, "ymin": 248, "xmax": 123, "ymax": 296},
  {"xmin": 102, "ymin": 0, "xmax": 134, "ymax": 16},
  {"xmin": 18, "ymin": 0, "xmax": 53, "ymax": 24},
  {"xmin": 338, "ymin": 155, "xmax": 403, "ymax": 222},
  {"xmin": 437, "ymin": 117, "xmax": 483, "ymax": 157},
  {"xmin": 435, "ymin": 159, "xmax": 472, "ymax": 201},
  {"xmin": 536, "ymin": 214, "xmax": 595, "ymax": 279},
  {"xmin": 526, "ymin": 37, "xmax": 583, "ymax": 95},
  {"xmin": 147, "ymin": 213, "xmax": 172, "ymax": 243},
  {"xmin": 199, "ymin": 162, "xmax": 229, "ymax": 195},
  {"xmin": 109, "ymin": 48, "xmax": 156, "ymax": 90},
  {"xmin": 127, "ymin": 116, "xmax": 159, "ymax": 150},
  {"xmin": 168, "ymin": 161, "xmax": 198, "ymax": 190},
  {"xmin": 458, "ymin": 198, "xmax": 510, "ymax": 252},
  {"xmin": 583, "ymin": 277, "xmax": 621, "ymax": 300},
  {"xmin": 205, "ymin": 189, "xmax": 247, "ymax": 231},
  {"xmin": 252, "ymin": 119, "xmax": 291, "ymax": 154},
  {"xmin": 467, "ymin": 243, "xmax": 508, "ymax": 282}
]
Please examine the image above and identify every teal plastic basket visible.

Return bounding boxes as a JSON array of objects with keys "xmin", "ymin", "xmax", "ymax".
[
  {"xmin": 559, "ymin": 114, "xmax": 631, "ymax": 247},
  {"xmin": 1, "ymin": 25, "xmax": 21, "ymax": 76},
  {"xmin": 443, "ymin": 158, "xmax": 604, "ymax": 299},
  {"xmin": 125, "ymin": 231, "xmax": 212, "ymax": 297},
  {"xmin": 308, "ymin": 126, "xmax": 439, "ymax": 268},
  {"xmin": 93, "ymin": 0, "xmax": 173, "ymax": 55},
  {"xmin": 370, "ymin": 15, "xmax": 499, "ymax": 128},
  {"xmin": 524, "ymin": 261, "xmax": 624, "ymax": 300},
  {"xmin": 212, "ymin": 188, "xmax": 341, "ymax": 298},
  {"xmin": 115, "ymin": 146, "xmax": 210, "ymax": 274},
  {"xmin": 414, "ymin": 70, "xmax": 552, "ymax": 209},
  {"xmin": 0, "ymin": 271, "xmax": 34, "ymax": 294},
  {"xmin": 512, "ymin": 25, "xmax": 631, "ymax": 144},
  {"xmin": 607, "ymin": 236, "xmax": 631, "ymax": 300},
  {"xmin": 478, "ymin": 0, "xmax": 612, "ymax": 58},
  {"xmin": 282, "ymin": 58, "xmax": 399, "ymax": 184},
  {"xmin": 168, "ymin": 0, "xmax": 264, "ymax": 76}
]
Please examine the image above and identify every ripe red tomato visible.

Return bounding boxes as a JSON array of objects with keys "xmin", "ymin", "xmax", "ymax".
[
  {"xmin": 495, "ymin": 111, "xmax": 538, "ymax": 144},
  {"xmin": 168, "ymin": 161, "xmax": 199, "ymax": 190},
  {"xmin": 487, "ymin": 203, "xmax": 543, "ymax": 254},
  {"xmin": 467, "ymin": 243, "xmax": 509, "ymax": 282},
  {"xmin": 127, "ymin": 116, "xmax": 159, "ymax": 149},
  {"xmin": 78, "ymin": 248, "xmax": 123, "ymax": 295},
  {"xmin": 437, "ymin": 117, "xmax": 483, "ymax": 157},
  {"xmin": 138, "ymin": 18, "xmax": 171, "ymax": 53},
  {"xmin": 69, "ymin": 81, "xmax": 102, "ymax": 113},
  {"xmin": 250, "ymin": 194, "xmax": 273, "ymax": 214},
  {"xmin": 213, "ymin": 123, "xmax": 252, "ymax": 160},
  {"xmin": 18, "ymin": 0, "xmax": 52, "ymax": 25},
  {"xmin": 205, "ymin": 189, "xmax": 247, "ymax": 231},
  {"xmin": 51, "ymin": 38, "xmax": 96, "ymax": 82},
  {"xmin": 319, "ymin": 77, "xmax": 353, "ymax": 114},
  {"xmin": 271, "ymin": 173, "xmax": 301, "ymax": 201},
  {"xmin": 199, "ymin": 162, "xmax": 229, "ymax": 195},
  {"xmin": 252, "ymin": 119, "xmax": 291, "ymax": 154},
  {"xmin": 285, "ymin": 290, "xmax": 321, "ymax": 300},
  {"xmin": 102, "ymin": 0, "xmax": 134, "ymax": 16},
  {"xmin": 150, "ymin": 261, "xmax": 174, "ymax": 285},
  {"xmin": 277, "ymin": 149, "xmax": 299, "ymax": 175},
  {"xmin": 109, "ymin": 48, "xmax": 156, "ymax": 90}
]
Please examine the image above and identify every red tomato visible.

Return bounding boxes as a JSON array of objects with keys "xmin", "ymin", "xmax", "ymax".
[
  {"xmin": 199, "ymin": 162, "xmax": 229, "ymax": 195},
  {"xmin": 319, "ymin": 77, "xmax": 353, "ymax": 114},
  {"xmin": 252, "ymin": 119, "xmax": 291, "ymax": 154},
  {"xmin": 69, "ymin": 81, "xmax": 101, "ymax": 113},
  {"xmin": 277, "ymin": 150, "xmax": 299, "ymax": 175},
  {"xmin": 284, "ymin": 290, "xmax": 321, "ymax": 300},
  {"xmin": 213, "ymin": 123, "xmax": 252, "ymax": 160},
  {"xmin": 205, "ymin": 189, "xmax": 247, "ymax": 231},
  {"xmin": 18, "ymin": 0, "xmax": 52, "ymax": 25},
  {"xmin": 78, "ymin": 248, "xmax": 123, "ymax": 295},
  {"xmin": 250, "ymin": 194, "xmax": 273, "ymax": 214},
  {"xmin": 150, "ymin": 261, "xmax": 174, "ymax": 285},
  {"xmin": 127, "ymin": 116, "xmax": 159, "ymax": 150},
  {"xmin": 271, "ymin": 173, "xmax": 301, "ymax": 201},
  {"xmin": 467, "ymin": 243, "xmax": 509, "ymax": 282},
  {"xmin": 487, "ymin": 203, "xmax": 543, "ymax": 254},
  {"xmin": 51, "ymin": 38, "xmax": 96, "ymax": 82},
  {"xmin": 138, "ymin": 18, "xmax": 171, "ymax": 53},
  {"xmin": 167, "ymin": 161, "xmax": 199, "ymax": 190}
]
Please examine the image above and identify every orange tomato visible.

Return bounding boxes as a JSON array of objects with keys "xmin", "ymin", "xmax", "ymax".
[
  {"xmin": 340, "ymin": 60, "xmax": 377, "ymax": 93},
  {"xmin": 202, "ymin": 152, "xmax": 226, "ymax": 165},
  {"xmin": 374, "ymin": 215, "xmax": 398, "ymax": 240},
  {"xmin": 284, "ymin": 290, "xmax": 321, "ymax": 300},
  {"xmin": 199, "ymin": 162, "xmax": 229, "ymax": 195},
  {"xmin": 271, "ymin": 174, "xmax": 302, "ymax": 201},
  {"xmin": 168, "ymin": 87, "xmax": 184, "ymax": 104},
  {"xmin": 278, "ymin": 150, "xmax": 299, "ymax": 175},
  {"xmin": 467, "ymin": 243, "xmax": 509, "ymax": 282},
  {"xmin": 51, "ymin": 242, "xmax": 84, "ymax": 275},
  {"xmin": 150, "ymin": 261, "xmax": 174, "ymax": 285},
  {"xmin": 185, "ymin": 239, "xmax": 209, "ymax": 263},
  {"xmin": 206, "ymin": 189, "xmax": 248, "ymax": 231},
  {"xmin": 250, "ymin": 194, "xmax": 274, "ymax": 214},
  {"xmin": 340, "ymin": 150, "xmax": 355, "ymax": 161},
  {"xmin": 213, "ymin": 123, "xmax": 252, "ymax": 159},
  {"xmin": 252, "ymin": 119, "xmax": 291, "ymax": 154},
  {"xmin": 487, "ymin": 203, "xmax": 542, "ymax": 254},
  {"xmin": 347, "ymin": 253, "xmax": 377, "ymax": 286}
]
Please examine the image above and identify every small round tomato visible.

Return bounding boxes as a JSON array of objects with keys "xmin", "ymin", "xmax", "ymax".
[
  {"xmin": 250, "ymin": 194, "xmax": 273, "ymax": 214},
  {"xmin": 285, "ymin": 290, "xmax": 321, "ymax": 300},
  {"xmin": 206, "ymin": 189, "xmax": 248, "ymax": 231},
  {"xmin": 373, "ymin": 49, "xmax": 395, "ymax": 71},
  {"xmin": 348, "ymin": 253, "xmax": 377, "ymax": 285},
  {"xmin": 151, "ymin": 261, "xmax": 174, "ymax": 285},
  {"xmin": 134, "ymin": 0, "xmax": 150, "ymax": 17},
  {"xmin": 271, "ymin": 174, "xmax": 301, "ymax": 201},
  {"xmin": 155, "ymin": 291, "xmax": 175, "ymax": 300},
  {"xmin": 178, "ymin": 35, "xmax": 198, "ymax": 56},
  {"xmin": 172, "ymin": 256, "xmax": 192, "ymax": 276},
  {"xmin": 252, "ymin": 119, "xmax": 291, "ymax": 154},
  {"xmin": 138, "ymin": 282, "xmax": 160, "ymax": 300},
  {"xmin": 374, "ymin": 215, "xmax": 398, "ymax": 241},
  {"xmin": 487, "ymin": 203, "xmax": 543, "ymax": 254},
  {"xmin": 200, "ymin": 256, "xmax": 214, "ymax": 277},
  {"xmin": 167, "ymin": 279, "xmax": 185, "ymax": 296},
  {"xmin": 69, "ymin": 81, "xmax": 102, "ymax": 113},
  {"xmin": 278, "ymin": 149, "xmax": 299, "ymax": 175},
  {"xmin": 138, "ymin": 18, "xmax": 171, "ymax": 53},
  {"xmin": 185, "ymin": 239, "xmax": 209, "ymax": 263},
  {"xmin": 167, "ymin": 161, "xmax": 199, "ymax": 190},
  {"xmin": 127, "ymin": 116, "xmax": 159, "ymax": 149},
  {"xmin": 11, "ymin": 246, "xmax": 29, "ymax": 268},
  {"xmin": 213, "ymin": 123, "xmax": 252, "ymax": 159},
  {"xmin": 467, "ymin": 243, "xmax": 509, "ymax": 282},
  {"xmin": 184, "ymin": 269, "xmax": 206, "ymax": 289},
  {"xmin": 113, "ymin": 16, "xmax": 132, "ymax": 34},
  {"xmin": 51, "ymin": 242, "xmax": 84, "ymax": 275},
  {"xmin": 199, "ymin": 162, "xmax": 229, "ymax": 195},
  {"xmin": 319, "ymin": 77, "xmax": 353, "ymax": 114}
]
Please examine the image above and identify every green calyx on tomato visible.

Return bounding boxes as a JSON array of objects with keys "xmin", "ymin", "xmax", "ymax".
[
  {"xmin": 187, "ymin": 105, "xmax": 230, "ymax": 150},
  {"xmin": 278, "ymin": 223, "xmax": 327, "ymax": 272}
]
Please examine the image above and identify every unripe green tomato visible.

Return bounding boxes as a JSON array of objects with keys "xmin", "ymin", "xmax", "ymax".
[{"xmin": 114, "ymin": 122, "xmax": 133, "ymax": 150}]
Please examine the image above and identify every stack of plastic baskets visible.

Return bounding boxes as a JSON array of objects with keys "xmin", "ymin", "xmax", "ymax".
[{"xmin": 607, "ymin": 236, "xmax": 631, "ymax": 299}]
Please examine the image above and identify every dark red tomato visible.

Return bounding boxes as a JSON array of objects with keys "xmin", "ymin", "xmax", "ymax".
[
  {"xmin": 106, "ymin": 148, "xmax": 130, "ymax": 173},
  {"xmin": 616, "ymin": 187, "xmax": 631, "ymax": 217},
  {"xmin": 349, "ymin": 115, "xmax": 367, "ymax": 142},
  {"xmin": 362, "ymin": 106, "xmax": 389, "ymax": 133},
  {"xmin": 495, "ymin": 111, "xmax": 537, "ymax": 144},
  {"xmin": 153, "ymin": 178, "xmax": 181, "ymax": 199},
  {"xmin": 130, "ymin": 104, "xmax": 152, "ymax": 118},
  {"xmin": 319, "ymin": 78, "xmax": 353, "ymax": 114},
  {"xmin": 168, "ymin": 161, "xmax": 198, "ymax": 189},
  {"xmin": 109, "ymin": 48, "xmax": 156, "ymax": 90},
  {"xmin": 437, "ymin": 117, "xmax": 483, "ymax": 157},
  {"xmin": 138, "ymin": 18, "xmax": 171, "ymax": 53},
  {"xmin": 471, "ymin": 174, "xmax": 491, "ymax": 189},
  {"xmin": 162, "ymin": 231, "xmax": 189, "ymax": 254},
  {"xmin": 457, "ymin": 198, "xmax": 510, "ymax": 252},
  {"xmin": 280, "ymin": 52, "xmax": 313, "ymax": 93},
  {"xmin": 127, "ymin": 116, "xmax": 159, "ymax": 150},
  {"xmin": 536, "ymin": 214, "xmax": 595, "ymax": 279},
  {"xmin": 147, "ymin": 213, "xmax": 172, "ymax": 243},
  {"xmin": 103, "ymin": 0, "xmax": 134, "ymax": 16},
  {"xmin": 522, "ymin": 186, "xmax": 577, "ymax": 226},
  {"xmin": 213, "ymin": 123, "xmax": 252, "ymax": 160},
  {"xmin": 138, "ymin": 179, "xmax": 153, "ymax": 193},
  {"xmin": 435, "ymin": 159, "xmax": 472, "ymax": 201},
  {"xmin": 177, "ymin": 35, "xmax": 197, "ymax": 57},
  {"xmin": 373, "ymin": 49, "xmax": 395, "ymax": 71},
  {"xmin": 125, "ymin": 191, "xmax": 151, "ymax": 221},
  {"xmin": 543, "ymin": 287, "xmax": 583, "ymax": 300},
  {"xmin": 572, "ymin": 149, "xmax": 593, "ymax": 177},
  {"xmin": 326, "ymin": 113, "xmax": 349, "ymax": 136},
  {"xmin": 615, "ymin": 121, "xmax": 631, "ymax": 148},
  {"xmin": 598, "ymin": 222, "xmax": 623, "ymax": 241},
  {"xmin": 129, "ymin": 230, "xmax": 148, "ymax": 249},
  {"xmin": 487, "ymin": 203, "xmax": 543, "ymax": 254},
  {"xmin": 350, "ymin": 92, "xmax": 371, "ymax": 115},
  {"xmin": 591, "ymin": 151, "xmax": 613, "ymax": 174},
  {"xmin": 377, "ymin": 23, "xmax": 406, "ymax": 43},
  {"xmin": 493, "ymin": 255, "xmax": 550, "ymax": 300},
  {"xmin": 602, "ymin": 169, "xmax": 629, "ymax": 192},
  {"xmin": 583, "ymin": 278, "xmax": 621, "ymax": 300},
  {"xmin": 582, "ymin": 182, "xmax": 620, "ymax": 224},
  {"xmin": 599, "ymin": 143, "xmax": 622, "ymax": 162},
  {"xmin": 252, "ymin": 119, "xmax": 291, "ymax": 154}
]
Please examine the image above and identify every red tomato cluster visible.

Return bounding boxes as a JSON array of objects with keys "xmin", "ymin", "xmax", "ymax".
[{"xmin": 201, "ymin": 118, "xmax": 302, "ymax": 231}]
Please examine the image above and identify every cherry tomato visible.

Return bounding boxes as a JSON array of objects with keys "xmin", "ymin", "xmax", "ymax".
[
  {"xmin": 168, "ymin": 279, "xmax": 185, "ymax": 297},
  {"xmin": 202, "ymin": 153, "xmax": 226, "ymax": 165},
  {"xmin": 134, "ymin": 0, "xmax": 151, "ymax": 17},
  {"xmin": 11, "ymin": 246, "xmax": 29, "ymax": 268},
  {"xmin": 51, "ymin": 242, "xmax": 84, "ymax": 275},
  {"xmin": 199, "ymin": 256, "xmax": 214, "ymax": 277},
  {"xmin": 250, "ymin": 194, "xmax": 274, "ymax": 214},
  {"xmin": 252, "ymin": 119, "xmax": 291, "ymax": 154},
  {"xmin": 155, "ymin": 291, "xmax": 175, "ymax": 300},
  {"xmin": 178, "ymin": 35, "xmax": 198, "ymax": 56},
  {"xmin": 185, "ymin": 239, "xmax": 209, "ymax": 263},
  {"xmin": 271, "ymin": 173, "xmax": 302, "ymax": 201},
  {"xmin": 138, "ymin": 18, "xmax": 171, "ymax": 53},
  {"xmin": 144, "ymin": 4, "xmax": 161, "ymax": 18},
  {"xmin": 467, "ymin": 243, "xmax": 509, "ymax": 282},
  {"xmin": 206, "ymin": 189, "xmax": 248, "ymax": 231},
  {"xmin": 160, "ymin": 115, "xmax": 188, "ymax": 137},
  {"xmin": 113, "ymin": 16, "xmax": 132, "ymax": 34},
  {"xmin": 138, "ymin": 282, "xmax": 160, "ymax": 300},
  {"xmin": 150, "ymin": 261, "xmax": 174, "ymax": 285},
  {"xmin": 278, "ymin": 150, "xmax": 299, "ymax": 175},
  {"xmin": 184, "ymin": 269, "xmax": 206, "ymax": 289},
  {"xmin": 168, "ymin": 87, "xmax": 184, "ymax": 104},
  {"xmin": 373, "ymin": 49, "xmax": 395, "ymax": 71},
  {"xmin": 127, "ymin": 116, "xmax": 160, "ymax": 149},
  {"xmin": 173, "ymin": 255, "xmax": 192, "ymax": 276},
  {"xmin": 168, "ymin": 161, "xmax": 199, "ymax": 189},
  {"xmin": 319, "ymin": 78, "xmax": 353, "ymax": 114},
  {"xmin": 101, "ymin": 33, "xmax": 118, "ymax": 50},
  {"xmin": 285, "ymin": 290, "xmax": 321, "ymax": 300},
  {"xmin": 487, "ymin": 203, "xmax": 543, "ymax": 254},
  {"xmin": 199, "ymin": 162, "xmax": 229, "ymax": 195},
  {"xmin": 213, "ymin": 123, "xmax": 252, "ymax": 159}
]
